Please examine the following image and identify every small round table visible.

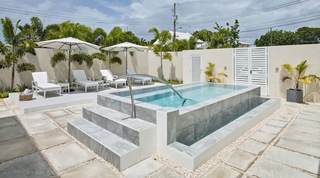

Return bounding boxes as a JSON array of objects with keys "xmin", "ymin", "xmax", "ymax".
[{"xmin": 57, "ymin": 83, "xmax": 70, "ymax": 93}]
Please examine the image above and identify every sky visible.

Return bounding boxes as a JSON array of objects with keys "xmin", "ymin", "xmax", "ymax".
[{"xmin": 0, "ymin": 0, "xmax": 320, "ymax": 45}]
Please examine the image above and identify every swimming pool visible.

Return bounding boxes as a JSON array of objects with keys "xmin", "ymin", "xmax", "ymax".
[
  {"xmin": 115, "ymin": 83, "xmax": 248, "ymax": 108},
  {"xmin": 96, "ymin": 82, "xmax": 280, "ymax": 170}
]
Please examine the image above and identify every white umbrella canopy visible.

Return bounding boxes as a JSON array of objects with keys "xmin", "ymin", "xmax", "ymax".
[
  {"xmin": 102, "ymin": 42, "xmax": 148, "ymax": 74},
  {"xmin": 36, "ymin": 37, "xmax": 101, "ymax": 83},
  {"xmin": 36, "ymin": 37, "xmax": 100, "ymax": 51}
]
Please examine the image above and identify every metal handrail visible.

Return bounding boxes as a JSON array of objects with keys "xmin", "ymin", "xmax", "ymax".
[{"xmin": 114, "ymin": 74, "xmax": 191, "ymax": 118}]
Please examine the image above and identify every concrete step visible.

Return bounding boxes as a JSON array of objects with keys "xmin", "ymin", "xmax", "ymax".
[
  {"xmin": 97, "ymin": 93, "xmax": 158, "ymax": 124},
  {"xmin": 82, "ymin": 104, "xmax": 155, "ymax": 146},
  {"xmin": 68, "ymin": 119, "xmax": 141, "ymax": 171}
]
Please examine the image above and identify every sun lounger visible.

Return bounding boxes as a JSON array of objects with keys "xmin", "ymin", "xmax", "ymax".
[
  {"xmin": 100, "ymin": 69, "xmax": 126, "ymax": 89},
  {"xmin": 32, "ymin": 72, "xmax": 61, "ymax": 98},
  {"xmin": 72, "ymin": 70, "xmax": 100, "ymax": 92},
  {"xmin": 127, "ymin": 69, "xmax": 152, "ymax": 85}
]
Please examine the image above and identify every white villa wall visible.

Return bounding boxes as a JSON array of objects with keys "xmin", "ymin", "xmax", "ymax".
[
  {"xmin": 1, "ymin": 44, "xmax": 319, "ymax": 102},
  {"xmin": 147, "ymin": 52, "xmax": 183, "ymax": 81},
  {"xmin": 182, "ymin": 48, "xmax": 234, "ymax": 84}
]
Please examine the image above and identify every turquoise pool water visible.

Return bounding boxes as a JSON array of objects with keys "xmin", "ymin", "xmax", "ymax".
[{"xmin": 129, "ymin": 83, "xmax": 247, "ymax": 108}]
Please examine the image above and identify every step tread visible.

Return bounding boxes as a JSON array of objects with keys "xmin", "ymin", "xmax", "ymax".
[
  {"xmin": 84, "ymin": 104, "xmax": 155, "ymax": 131},
  {"xmin": 69, "ymin": 118, "xmax": 138, "ymax": 155}
]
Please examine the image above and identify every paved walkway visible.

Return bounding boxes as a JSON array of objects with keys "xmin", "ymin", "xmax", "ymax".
[{"xmin": 0, "ymin": 98, "xmax": 319, "ymax": 178}]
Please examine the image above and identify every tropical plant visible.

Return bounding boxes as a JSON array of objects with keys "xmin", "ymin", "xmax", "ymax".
[
  {"xmin": 0, "ymin": 17, "xmax": 37, "ymax": 89},
  {"xmin": 211, "ymin": 20, "xmax": 240, "ymax": 48},
  {"xmin": 204, "ymin": 62, "xmax": 228, "ymax": 83},
  {"xmin": 281, "ymin": 60, "xmax": 320, "ymax": 89},
  {"xmin": 148, "ymin": 27, "xmax": 172, "ymax": 79},
  {"xmin": 50, "ymin": 51, "xmax": 106, "ymax": 71}
]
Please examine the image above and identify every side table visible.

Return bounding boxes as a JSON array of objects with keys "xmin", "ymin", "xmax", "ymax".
[{"xmin": 57, "ymin": 82, "xmax": 70, "ymax": 93}]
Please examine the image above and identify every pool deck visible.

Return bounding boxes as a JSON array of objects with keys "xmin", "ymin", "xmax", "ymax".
[{"xmin": 0, "ymin": 90, "xmax": 319, "ymax": 177}]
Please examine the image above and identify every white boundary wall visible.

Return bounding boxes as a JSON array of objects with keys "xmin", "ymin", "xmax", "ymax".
[{"xmin": 1, "ymin": 44, "xmax": 319, "ymax": 101}]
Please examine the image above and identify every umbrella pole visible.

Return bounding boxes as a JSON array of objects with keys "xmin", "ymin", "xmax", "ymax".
[
  {"xmin": 68, "ymin": 48, "xmax": 71, "ymax": 83},
  {"xmin": 125, "ymin": 48, "xmax": 128, "ymax": 75}
]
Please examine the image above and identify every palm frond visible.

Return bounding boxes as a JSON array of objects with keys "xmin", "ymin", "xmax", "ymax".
[
  {"xmin": 281, "ymin": 76, "xmax": 292, "ymax": 82},
  {"xmin": 16, "ymin": 62, "xmax": 36, "ymax": 72},
  {"xmin": 163, "ymin": 52, "xmax": 172, "ymax": 61},
  {"xmin": 91, "ymin": 52, "xmax": 106, "ymax": 61},
  {"xmin": 298, "ymin": 76, "xmax": 311, "ymax": 85},
  {"xmin": 1, "ymin": 17, "xmax": 15, "ymax": 45},
  {"xmin": 217, "ymin": 72, "xmax": 228, "ymax": 78},
  {"xmin": 110, "ymin": 56, "xmax": 122, "ymax": 65},
  {"xmin": 72, "ymin": 53, "xmax": 93, "ymax": 68},
  {"xmin": 216, "ymin": 78, "xmax": 222, "ymax": 83},
  {"xmin": 51, "ymin": 52, "xmax": 66, "ymax": 67},
  {"xmin": 295, "ymin": 60, "xmax": 308, "ymax": 75},
  {"xmin": 281, "ymin": 63, "xmax": 293, "ymax": 73}
]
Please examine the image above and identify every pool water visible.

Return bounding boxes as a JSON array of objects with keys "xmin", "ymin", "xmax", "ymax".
[{"xmin": 130, "ymin": 83, "xmax": 247, "ymax": 108}]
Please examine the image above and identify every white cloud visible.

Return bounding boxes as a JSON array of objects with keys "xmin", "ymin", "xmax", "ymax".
[{"xmin": 0, "ymin": 0, "xmax": 320, "ymax": 44}]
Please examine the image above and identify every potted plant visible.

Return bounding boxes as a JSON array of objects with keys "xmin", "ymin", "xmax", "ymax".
[
  {"xmin": 281, "ymin": 60, "xmax": 319, "ymax": 103},
  {"xmin": 204, "ymin": 62, "xmax": 228, "ymax": 83}
]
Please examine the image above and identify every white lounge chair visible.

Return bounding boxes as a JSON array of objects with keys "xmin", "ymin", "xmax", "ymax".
[
  {"xmin": 127, "ymin": 69, "xmax": 152, "ymax": 85},
  {"xmin": 32, "ymin": 72, "xmax": 61, "ymax": 98},
  {"xmin": 72, "ymin": 70, "xmax": 100, "ymax": 92},
  {"xmin": 100, "ymin": 69, "xmax": 126, "ymax": 89}
]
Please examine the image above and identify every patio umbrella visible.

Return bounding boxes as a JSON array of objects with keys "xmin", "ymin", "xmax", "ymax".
[
  {"xmin": 102, "ymin": 42, "xmax": 148, "ymax": 75},
  {"xmin": 36, "ymin": 37, "xmax": 100, "ymax": 83}
]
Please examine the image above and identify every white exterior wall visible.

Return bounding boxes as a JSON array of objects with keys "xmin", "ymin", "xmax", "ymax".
[
  {"xmin": 1, "ymin": 44, "xmax": 320, "ymax": 102},
  {"xmin": 182, "ymin": 48, "xmax": 233, "ymax": 84}
]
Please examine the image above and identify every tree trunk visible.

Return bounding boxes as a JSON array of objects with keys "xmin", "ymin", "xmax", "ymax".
[
  {"xmin": 11, "ymin": 64, "xmax": 15, "ymax": 89},
  {"xmin": 160, "ymin": 52, "xmax": 164, "ymax": 80}
]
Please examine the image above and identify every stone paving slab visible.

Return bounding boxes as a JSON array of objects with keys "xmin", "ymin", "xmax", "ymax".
[
  {"xmin": 281, "ymin": 129, "xmax": 320, "ymax": 146},
  {"xmin": 149, "ymin": 167, "xmax": 185, "ymax": 178},
  {"xmin": 19, "ymin": 113, "xmax": 47, "ymax": 124},
  {"xmin": 273, "ymin": 113, "xmax": 294, "ymax": 122},
  {"xmin": 264, "ymin": 146, "xmax": 320, "ymax": 175},
  {"xmin": 65, "ymin": 105, "xmax": 83, "ymax": 115},
  {"xmin": 0, "ymin": 137, "xmax": 36, "ymax": 163},
  {"xmin": 42, "ymin": 142, "xmax": 95, "ymax": 173},
  {"xmin": 0, "ymin": 125, "xmax": 26, "ymax": 143},
  {"xmin": 0, "ymin": 110, "xmax": 16, "ymax": 119},
  {"xmin": 287, "ymin": 120, "xmax": 320, "ymax": 136},
  {"xmin": 0, "ymin": 105, "xmax": 9, "ymax": 112},
  {"xmin": 250, "ymin": 158, "xmax": 314, "ymax": 178},
  {"xmin": 122, "ymin": 158, "xmax": 164, "ymax": 178},
  {"xmin": 293, "ymin": 118, "xmax": 320, "ymax": 128},
  {"xmin": 222, "ymin": 149, "xmax": 257, "ymax": 171},
  {"xmin": 60, "ymin": 159, "xmax": 120, "ymax": 178},
  {"xmin": 52, "ymin": 115, "xmax": 80, "ymax": 128},
  {"xmin": 266, "ymin": 119, "xmax": 288, "ymax": 128},
  {"xmin": 250, "ymin": 130, "xmax": 277, "ymax": 144},
  {"xmin": 297, "ymin": 114, "xmax": 320, "ymax": 122},
  {"xmin": 44, "ymin": 109, "xmax": 71, "ymax": 118},
  {"xmin": 300, "ymin": 111, "xmax": 320, "ymax": 117},
  {"xmin": 32, "ymin": 129, "xmax": 72, "ymax": 150},
  {"xmin": 238, "ymin": 139, "xmax": 268, "ymax": 156},
  {"xmin": 23, "ymin": 119, "xmax": 58, "ymax": 135},
  {"xmin": 0, "ymin": 153, "xmax": 55, "ymax": 178},
  {"xmin": 0, "ymin": 116, "xmax": 18, "ymax": 128},
  {"xmin": 200, "ymin": 164, "xmax": 242, "ymax": 178},
  {"xmin": 275, "ymin": 137, "xmax": 320, "ymax": 157},
  {"xmin": 259, "ymin": 125, "xmax": 283, "ymax": 135}
]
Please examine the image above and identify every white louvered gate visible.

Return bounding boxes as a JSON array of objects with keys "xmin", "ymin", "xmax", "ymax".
[
  {"xmin": 190, "ymin": 55, "xmax": 202, "ymax": 83},
  {"xmin": 233, "ymin": 47, "xmax": 269, "ymax": 96}
]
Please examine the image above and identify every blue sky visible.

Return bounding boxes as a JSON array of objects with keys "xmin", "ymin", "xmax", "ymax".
[{"xmin": 0, "ymin": 0, "xmax": 320, "ymax": 45}]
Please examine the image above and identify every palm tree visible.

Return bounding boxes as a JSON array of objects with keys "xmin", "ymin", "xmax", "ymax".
[
  {"xmin": 281, "ymin": 60, "xmax": 320, "ymax": 102},
  {"xmin": 148, "ymin": 27, "xmax": 172, "ymax": 79},
  {"xmin": 42, "ymin": 21, "xmax": 106, "ymax": 81},
  {"xmin": 204, "ymin": 62, "xmax": 228, "ymax": 83},
  {"xmin": 0, "ymin": 17, "xmax": 36, "ymax": 89},
  {"xmin": 281, "ymin": 60, "xmax": 320, "ymax": 89}
]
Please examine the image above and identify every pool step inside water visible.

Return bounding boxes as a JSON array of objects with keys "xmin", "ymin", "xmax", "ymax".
[{"xmin": 68, "ymin": 105, "xmax": 157, "ymax": 171}]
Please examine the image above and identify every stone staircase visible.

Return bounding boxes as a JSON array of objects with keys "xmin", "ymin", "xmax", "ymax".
[{"xmin": 68, "ymin": 104, "xmax": 157, "ymax": 171}]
